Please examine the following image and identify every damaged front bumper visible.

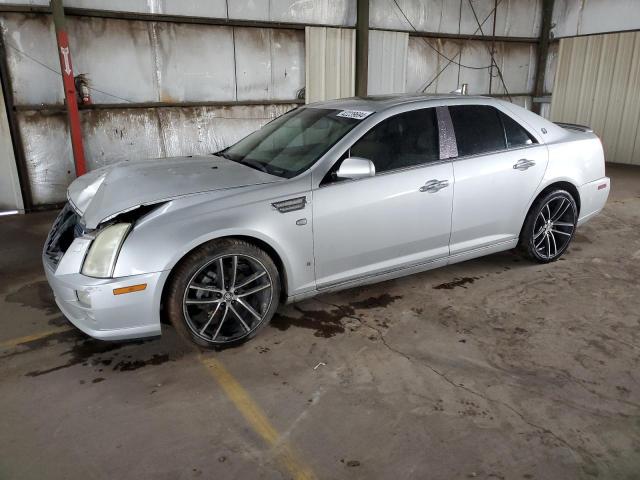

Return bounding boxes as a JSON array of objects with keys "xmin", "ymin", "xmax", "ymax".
[
  {"xmin": 43, "ymin": 261, "xmax": 168, "ymax": 341},
  {"xmin": 42, "ymin": 203, "xmax": 168, "ymax": 341}
]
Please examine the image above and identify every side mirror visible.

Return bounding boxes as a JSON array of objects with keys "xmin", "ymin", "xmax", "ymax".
[{"xmin": 336, "ymin": 157, "xmax": 376, "ymax": 180}]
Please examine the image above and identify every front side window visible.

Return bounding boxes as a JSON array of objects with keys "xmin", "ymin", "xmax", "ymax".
[
  {"xmin": 221, "ymin": 108, "xmax": 361, "ymax": 178},
  {"xmin": 349, "ymin": 108, "xmax": 440, "ymax": 174},
  {"xmin": 449, "ymin": 105, "xmax": 506, "ymax": 157}
]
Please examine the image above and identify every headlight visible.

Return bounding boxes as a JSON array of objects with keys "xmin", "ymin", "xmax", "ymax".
[{"xmin": 81, "ymin": 223, "xmax": 131, "ymax": 278}]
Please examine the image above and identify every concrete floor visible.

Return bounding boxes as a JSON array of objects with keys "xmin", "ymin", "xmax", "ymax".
[{"xmin": 1, "ymin": 164, "xmax": 639, "ymax": 480}]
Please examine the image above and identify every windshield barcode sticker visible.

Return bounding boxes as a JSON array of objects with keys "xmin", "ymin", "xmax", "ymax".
[{"xmin": 336, "ymin": 110, "xmax": 373, "ymax": 120}]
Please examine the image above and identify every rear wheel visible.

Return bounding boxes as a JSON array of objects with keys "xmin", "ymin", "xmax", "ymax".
[
  {"xmin": 519, "ymin": 189, "xmax": 578, "ymax": 263},
  {"xmin": 166, "ymin": 239, "xmax": 281, "ymax": 348}
]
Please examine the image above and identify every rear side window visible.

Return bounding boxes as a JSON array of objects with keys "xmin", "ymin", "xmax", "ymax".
[
  {"xmin": 349, "ymin": 108, "xmax": 440, "ymax": 174},
  {"xmin": 449, "ymin": 105, "xmax": 506, "ymax": 157},
  {"xmin": 499, "ymin": 111, "xmax": 537, "ymax": 148}
]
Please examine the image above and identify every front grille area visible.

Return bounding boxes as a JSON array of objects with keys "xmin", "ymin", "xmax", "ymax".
[{"xmin": 44, "ymin": 203, "xmax": 83, "ymax": 268}]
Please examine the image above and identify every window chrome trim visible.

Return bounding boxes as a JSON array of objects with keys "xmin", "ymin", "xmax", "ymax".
[{"xmin": 449, "ymin": 142, "xmax": 546, "ymax": 163}]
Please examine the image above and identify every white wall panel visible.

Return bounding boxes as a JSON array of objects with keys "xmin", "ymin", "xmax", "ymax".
[
  {"xmin": 552, "ymin": 0, "xmax": 640, "ymax": 39},
  {"xmin": 488, "ymin": 42, "xmax": 536, "ymax": 96},
  {"xmin": 158, "ymin": 104, "xmax": 296, "ymax": 157},
  {"xmin": 370, "ymin": 0, "xmax": 541, "ymax": 38},
  {"xmin": 82, "ymin": 109, "xmax": 164, "ymax": 169},
  {"xmin": 260, "ymin": 0, "xmax": 355, "ymax": 26},
  {"xmin": 406, "ymin": 36, "xmax": 536, "ymax": 96},
  {"xmin": 159, "ymin": 0, "xmax": 227, "ymax": 17},
  {"xmin": 19, "ymin": 104, "xmax": 298, "ymax": 205},
  {"xmin": 551, "ymin": 32, "xmax": 640, "ymax": 165},
  {"xmin": 269, "ymin": 29, "xmax": 305, "ymax": 100},
  {"xmin": 68, "ymin": 17, "xmax": 157, "ymax": 103},
  {"xmin": 0, "ymin": 14, "xmax": 62, "ymax": 105},
  {"xmin": 226, "ymin": 1, "xmax": 269, "ymax": 21},
  {"xmin": 235, "ymin": 28, "xmax": 304, "ymax": 101},
  {"xmin": 1, "ymin": 13, "xmax": 303, "ymax": 105},
  {"xmin": 0, "ymin": 0, "xmax": 48, "ymax": 4},
  {"xmin": 17, "ymin": 112, "xmax": 74, "ymax": 205},
  {"xmin": 368, "ymin": 30, "xmax": 408, "ymax": 95},
  {"xmin": 0, "ymin": 0, "xmax": 354, "ymax": 25},
  {"xmin": 155, "ymin": 22, "xmax": 236, "ymax": 102},
  {"xmin": 305, "ymin": 27, "xmax": 355, "ymax": 103}
]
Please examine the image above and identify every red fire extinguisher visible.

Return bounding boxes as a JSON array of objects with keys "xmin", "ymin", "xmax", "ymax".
[{"xmin": 74, "ymin": 73, "xmax": 92, "ymax": 105}]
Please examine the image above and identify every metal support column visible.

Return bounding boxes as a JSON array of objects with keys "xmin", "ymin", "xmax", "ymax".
[
  {"xmin": 51, "ymin": 0, "xmax": 87, "ymax": 176},
  {"xmin": 355, "ymin": 0, "xmax": 369, "ymax": 97},
  {"xmin": 532, "ymin": 0, "xmax": 554, "ymax": 114},
  {"xmin": 489, "ymin": 0, "xmax": 498, "ymax": 94}
]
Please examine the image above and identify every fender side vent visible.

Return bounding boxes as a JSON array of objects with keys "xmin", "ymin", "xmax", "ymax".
[{"xmin": 272, "ymin": 196, "xmax": 307, "ymax": 213}]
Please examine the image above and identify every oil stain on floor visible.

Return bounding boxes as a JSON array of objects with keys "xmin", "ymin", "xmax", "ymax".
[
  {"xmin": 433, "ymin": 277, "xmax": 480, "ymax": 290},
  {"xmin": 270, "ymin": 293, "xmax": 402, "ymax": 338},
  {"xmin": 5, "ymin": 280, "xmax": 58, "ymax": 315},
  {"xmin": 16, "ymin": 332, "xmax": 185, "ymax": 378}
]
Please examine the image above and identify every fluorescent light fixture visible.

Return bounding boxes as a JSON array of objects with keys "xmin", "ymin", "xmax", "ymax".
[{"xmin": 0, "ymin": 210, "xmax": 19, "ymax": 216}]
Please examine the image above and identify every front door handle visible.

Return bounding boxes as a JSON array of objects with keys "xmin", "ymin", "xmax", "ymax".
[
  {"xmin": 420, "ymin": 179, "xmax": 449, "ymax": 193},
  {"xmin": 513, "ymin": 159, "xmax": 536, "ymax": 170}
]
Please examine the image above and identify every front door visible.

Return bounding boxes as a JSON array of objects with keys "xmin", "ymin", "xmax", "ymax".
[{"xmin": 312, "ymin": 107, "xmax": 454, "ymax": 288}]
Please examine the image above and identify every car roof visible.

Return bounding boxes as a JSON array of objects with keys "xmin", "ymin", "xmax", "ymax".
[{"xmin": 304, "ymin": 93, "xmax": 493, "ymax": 112}]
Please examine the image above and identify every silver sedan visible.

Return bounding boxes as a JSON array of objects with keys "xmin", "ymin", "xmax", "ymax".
[{"xmin": 43, "ymin": 95, "xmax": 610, "ymax": 347}]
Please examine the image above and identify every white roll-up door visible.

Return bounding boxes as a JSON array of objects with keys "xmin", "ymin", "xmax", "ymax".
[
  {"xmin": 550, "ymin": 32, "xmax": 640, "ymax": 165},
  {"xmin": 305, "ymin": 27, "xmax": 355, "ymax": 103}
]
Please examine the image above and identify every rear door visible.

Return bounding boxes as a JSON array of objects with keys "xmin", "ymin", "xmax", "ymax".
[{"xmin": 448, "ymin": 105, "xmax": 548, "ymax": 255}]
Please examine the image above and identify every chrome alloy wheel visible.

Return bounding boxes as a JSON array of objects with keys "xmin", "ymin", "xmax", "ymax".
[
  {"xmin": 182, "ymin": 254, "xmax": 273, "ymax": 344},
  {"xmin": 532, "ymin": 195, "xmax": 577, "ymax": 260}
]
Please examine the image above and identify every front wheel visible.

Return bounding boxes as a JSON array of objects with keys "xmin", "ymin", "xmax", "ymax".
[
  {"xmin": 166, "ymin": 239, "xmax": 281, "ymax": 348},
  {"xmin": 519, "ymin": 189, "xmax": 578, "ymax": 263}
]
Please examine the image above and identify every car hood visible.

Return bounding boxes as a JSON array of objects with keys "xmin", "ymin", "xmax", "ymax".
[{"xmin": 68, "ymin": 155, "xmax": 283, "ymax": 229}]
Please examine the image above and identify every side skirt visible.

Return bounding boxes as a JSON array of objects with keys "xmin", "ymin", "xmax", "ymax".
[{"xmin": 284, "ymin": 238, "xmax": 518, "ymax": 304}]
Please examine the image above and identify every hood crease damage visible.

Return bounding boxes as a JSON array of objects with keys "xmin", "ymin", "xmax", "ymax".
[{"xmin": 67, "ymin": 155, "xmax": 283, "ymax": 229}]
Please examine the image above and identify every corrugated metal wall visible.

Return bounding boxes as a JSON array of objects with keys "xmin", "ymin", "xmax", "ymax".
[
  {"xmin": 17, "ymin": 104, "xmax": 299, "ymax": 205},
  {"xmin": 0, "ymin": 0, "xmax": 357, "ymax": 25},
  {"xmin": 367, "ymin": 30, "xmax": 408, "ymax": 95},
  {"xmin": 406, "ymin": 37, "xmax": 536, "ymax": 100},
  {"xmin": 305, "ymin": 27, "xmax": 355, "ymax": 103},
  {"xmin": 0, "ymin": 0, "xmax": 357, "ymax": 207},
  {"xmin": 0, "ymin": 11, "xmax": 307, "ymax": 205},
  {"xmin": 1, "ymin": 14, "xmax": 306, "ymax": 105},
  {"xmin": 550, "ymin": 32, "xmax": 640, "ymax": 165},
  {"xmin": 0, "ymin": 0, "xmax": 587, "ymax": 208},
  {"xmin": 552, "ymin": 0, "xmax": 640, "ymax": 39},
  {"xmin": 376, "ymin": 0, "xmax": 541, "ymax": 109},
  {"xmin": 370, "ymin": 0, "xmax": 542, "ymax": 38}
]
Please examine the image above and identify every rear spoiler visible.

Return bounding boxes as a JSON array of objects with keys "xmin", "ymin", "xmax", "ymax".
[{"xmin": 554, "ymin": 122, "xmax": 593, "ymax": 133}]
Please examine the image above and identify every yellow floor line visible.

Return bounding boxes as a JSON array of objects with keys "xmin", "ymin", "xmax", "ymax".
[
  {"xmin": 200, "ymin": 355, "xmax": 317, "ymax": 480},
  {"xmin": 0, "ymin": 327, "xmax": 74, "ymax": 350}
]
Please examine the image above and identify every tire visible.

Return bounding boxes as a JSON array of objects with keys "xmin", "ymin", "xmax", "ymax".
[
  {"xmin": 519, "ymin": 189, "xmax": 578, "ymax": 263},
  {"xmin": 166, "ymin": 238, "xmax": 281, "ymax": 348}
]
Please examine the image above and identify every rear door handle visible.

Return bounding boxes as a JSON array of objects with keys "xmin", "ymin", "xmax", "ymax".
[
  {"xmin": 420, "ymin": 179, "xmax": 449, "ymax": 193},
  {"xmin": 513, "ymin": 159, "xmax": 536, "ymax": 171}
]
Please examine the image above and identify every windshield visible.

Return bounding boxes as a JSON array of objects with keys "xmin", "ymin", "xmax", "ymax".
[{"xmin": 220, "ymin": 108, "xmax": 362, "ymax": 178}]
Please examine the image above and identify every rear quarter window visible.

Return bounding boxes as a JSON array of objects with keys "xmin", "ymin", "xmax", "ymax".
[{"xmin": 499, "ymin": 111, "xmax": 538, "ymax": 148}]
